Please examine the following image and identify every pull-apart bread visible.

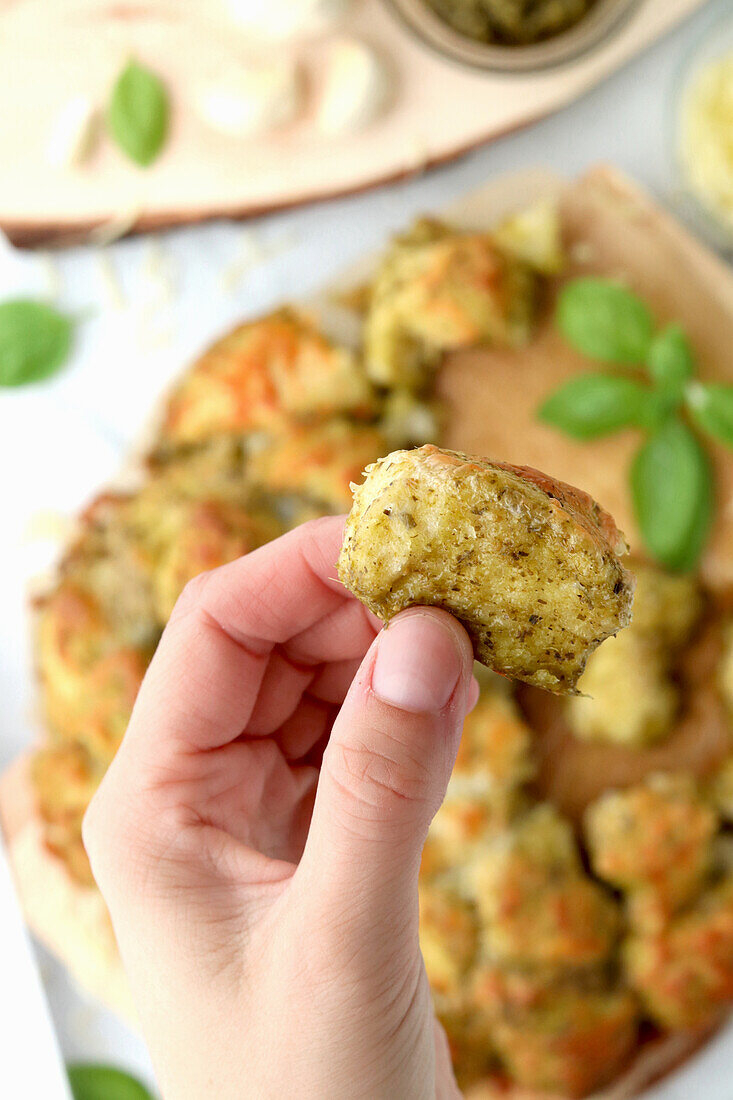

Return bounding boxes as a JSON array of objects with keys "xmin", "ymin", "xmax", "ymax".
[
  {"xmin": 18, "ymin": 179, "xmax": 733, "ymax": 1100},
  {"xmin": 338, "ymin": 445, "xmax": 634, "ymax": 693}
]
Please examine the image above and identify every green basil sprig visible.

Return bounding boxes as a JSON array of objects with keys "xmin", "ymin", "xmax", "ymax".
[
  {"xmin": 0, "ymin": 298, "xmax": 74, "ymax": 386},
  {"xmin": 688, "ymin": 382, "xmax": 733, "ymax": 447},
  {"xmin": 539, "ymin": 276, "xmax": 732, "ymax": 572},
  {"xmin": 107, "ymin": 60, "xmax": 169, "ymax": 167},
  {"xmin": 538, "ymin": 374, "xmax": 654, "ymax": 440},
  {"xmin": 556, "ymin": 278, "xmax": 653, "ymax": 365},
  {"xmin": 631, "ymin": 419, "xmax": 713, "ymax": 573},
  {"xmin": 68, "ymin": 1063, "xmax": 154, "ymax": 1100}
]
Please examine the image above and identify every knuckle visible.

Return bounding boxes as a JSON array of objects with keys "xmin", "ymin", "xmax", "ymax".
[
  {"xmin": 81, "ymin": 772, "xmax": 148, "ymax": 891},
  {"xmin": 326, "ymin": 734, "xmax": 436, "ymax": 821},
  {"xmin": 168, "ymin": 569, "xmax": 214, "ymax": 623},
  {"xmin": 81, "ymin": 784, "xmax": 111, "ymax": 878}
]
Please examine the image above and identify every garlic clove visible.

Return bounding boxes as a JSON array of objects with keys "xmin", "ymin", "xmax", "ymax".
[
  {"xmin": 315, "ymin": 37, "xmax": 392, "ymax": 137},
  {"xmin": 46, "ymin": 96, "xmax": 99, "ymax": 169},
  {"xmin": 194, "ymin": 59, "xmax": 303, "ymax": 138},
  {"xmin": 224, "ymin": 0, "xmax": 352, "ymax": 42}
]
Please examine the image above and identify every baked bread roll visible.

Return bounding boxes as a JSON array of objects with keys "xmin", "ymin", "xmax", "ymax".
[{"xmin": 338, "ymin": 444, "xmax": 634, "ymax": 693}]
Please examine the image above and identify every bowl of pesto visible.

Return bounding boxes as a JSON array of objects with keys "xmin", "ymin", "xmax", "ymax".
[{"xmin": 385, "ymin": 0, "xmax": 641, "ymax": 73}]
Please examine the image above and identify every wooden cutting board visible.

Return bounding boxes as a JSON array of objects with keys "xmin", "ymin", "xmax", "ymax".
[{"xmin": 0, "ymin": 0, "xmax": 705, "ymax": 246}]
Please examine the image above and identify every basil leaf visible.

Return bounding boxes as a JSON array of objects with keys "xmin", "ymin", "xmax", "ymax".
[
  {"xmin": 0, "ymin": 298, "xmax": 73, "ymax": 386},
  {"xmin": 68, "ymin": 1064, "xmax": 153, "ymax": 1100},
  {"xmin": 557, "ymin": 278, "xmax": 653, "ymax": 364},
  {"xmin": 631, "ymin": 418, "xmax": 714, "ymax": 571},
  {"xmin": 646, "ymin": 325, "xmax": 695, "ymax": 400},
  {"xmin": 538, "ymin": 373, "xmax": 652, "ymax": 440},
  {"xmin": 107, "ymin": 60, "xmax": 169, "ymax": 167},
  {"xmin": 688, "ymin": 382, "xmax": 733, "ymax": 448},
  {"xmin": 634, "ymin": 388, "xmax": 680, "ymax": 432}
]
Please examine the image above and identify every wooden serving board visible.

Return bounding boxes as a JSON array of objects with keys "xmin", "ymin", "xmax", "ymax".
[
  {"xmin": 0, "ymin": 0, "xmax": 705, "ymax": 247},
  {"xmin": 2, "ymin": 165, "xmax": 733, "ymax": 1098}
]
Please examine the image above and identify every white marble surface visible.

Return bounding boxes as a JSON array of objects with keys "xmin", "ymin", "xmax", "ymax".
[
  {"xmin": 0, "ymin": 0, "xmax": 731, "ymax": 1094},
  {"xmin": 0, "ymin": 842, "xmax": 71, "ymax": 1096}
]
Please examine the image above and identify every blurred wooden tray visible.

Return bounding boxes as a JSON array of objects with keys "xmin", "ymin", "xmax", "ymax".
[{"xmin": 0, "ymin": 0, "xmax": 705, "ymax": 247}]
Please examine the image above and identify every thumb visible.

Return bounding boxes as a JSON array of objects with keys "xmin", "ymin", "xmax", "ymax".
[{"xmin": 300, "ymin": 606, "xmax": 474, "ymax": 924}]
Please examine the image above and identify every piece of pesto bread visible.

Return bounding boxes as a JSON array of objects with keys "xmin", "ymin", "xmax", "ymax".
[{"xmin": 338, "ymin": 445, "xmax": 634, "ymax": 693}]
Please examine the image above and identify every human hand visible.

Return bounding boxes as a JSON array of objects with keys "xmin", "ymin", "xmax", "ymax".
[{"xmin": 84, "ymin": 516, "xmax": 477, "ymax": 1100}]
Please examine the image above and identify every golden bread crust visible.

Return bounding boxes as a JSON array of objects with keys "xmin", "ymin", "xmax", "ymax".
[
  {"xmin": 338, "ymin": 445, "xmax": 634, "ymax": 693},
  {"xmin": 161, "ymin": 309, "xmax": 375, "ymax": 448}
]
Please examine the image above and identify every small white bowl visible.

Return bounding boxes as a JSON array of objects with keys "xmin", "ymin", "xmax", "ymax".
[{"xmin": 671, "ymin": 7, "xmax": 733, "ymax": 255}]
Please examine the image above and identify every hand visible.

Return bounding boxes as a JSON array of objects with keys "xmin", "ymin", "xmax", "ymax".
[{"xmin": 84, "ymin": 516, "xmax": 476, "ymax": 1100}]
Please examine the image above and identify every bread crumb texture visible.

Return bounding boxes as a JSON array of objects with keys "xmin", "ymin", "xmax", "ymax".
[{"xmin": 338, "ymin": 445, "xmax": 634, "ymax": 693}]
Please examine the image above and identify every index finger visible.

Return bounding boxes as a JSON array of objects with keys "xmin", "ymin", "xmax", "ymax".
[{"xmin": 123, "ymin": 516, "xmax": 377, "ymax": 767}]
